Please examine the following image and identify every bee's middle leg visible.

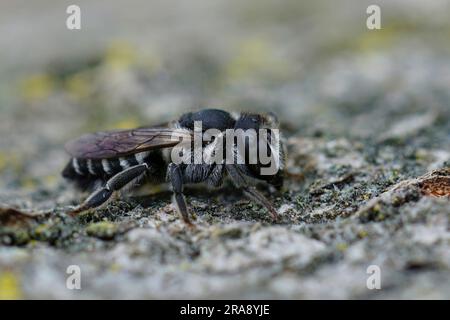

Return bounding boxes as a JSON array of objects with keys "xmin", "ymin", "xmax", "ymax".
[
  {"xmin": 70, "ymin": 164, "xmax": 149, "ymax": 215},
  {"xmin": 167, "ymin": 163, "xmax": 192, "ymax": 225}
]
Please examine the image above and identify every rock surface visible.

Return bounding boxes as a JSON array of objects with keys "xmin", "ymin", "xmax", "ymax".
[{"xmin": 0, "ymin": 0, "xmax": 449, "ymax": 299}]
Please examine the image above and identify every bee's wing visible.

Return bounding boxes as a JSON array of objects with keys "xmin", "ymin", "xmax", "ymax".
[{"xmin": 65, "ymin": 125, "xmax": 192, "ymax": 159}]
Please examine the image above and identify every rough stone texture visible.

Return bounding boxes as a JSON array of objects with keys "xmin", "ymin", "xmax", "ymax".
[{"xmin": 0, "ymin": 0, "xmax": 449, "ymax": 299}]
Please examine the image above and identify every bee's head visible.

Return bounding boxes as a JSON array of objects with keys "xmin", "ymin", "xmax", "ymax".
[
  {"xmin": 233, "ymin": 112, "xmax": 284, "ymax": 188},
  {"xmin": 234, "ymin": 112, "xmax": 279, "ymax": 131}
]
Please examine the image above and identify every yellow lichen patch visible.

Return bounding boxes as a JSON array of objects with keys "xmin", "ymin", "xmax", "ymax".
[
  {"xmin": 178, "ymin": 261, "xmax": 191, "ymax": 271},
  {"xmin": 372, "ymin": 203, "xmax": 382, "ymax": 213},
  {"xmin": 224, "ymin": 38, "xmax": 289, "ymax": 84},
  {"xmin": 108, "ymin": 118, "xmax": 140, "ymax": 130},
  {"xmin": 86, "ymin": 221, "xmax": 118, "ymax": 240},
  {"xmin": 104, "ymin": 41, "xmax": 137, "ymax": 70},
  {"xmin": 20, "ymin": 177, "xmax": 38, "ymax": 190},
  {"xmin": 0, "ymin": 154, "xmax": 23, "ymax": 174},
  {"xmin": 414, "ymin": 149, "xmax": 430, "ymax": 162},
  {"xmin": 362, "ymin": 194, "xmax": 371, "ymax": 201},
  {"xmin": 0, "ymin": 153, "xmax": 24, "ymax": 174},
  {"xmin": 65, "ymin": 71, "xmax": 92, "ymax": 100},
  {"xmin": 19, "ymin": 74, "xmax": 55, "ymax": 102},
  {"xmin": 0, "ymin": 271, "xmax": 22, "ymax": 300},
  {"xmin": 109, "ymin": 263, "xmax": 121, "ymax": 273},
  {"xmin": 43, "ymin": 175, "xmax": 58, "ymax": 188},
  {"xmin": 140, "ymin": 51, "xmax": 163, "ymax": 74},
  {"xmin": 355, "ymin": 26, "xmax": 397, "ymax": 53},
  {"xmin": 357, "ymin": 230, "xmax": 368, "ymax": 239},
  {"xmin": 33, "ymin": 223, "xmax": 52, "ymax": 239},
  {"xmin": 0, "ymin": 152, "xmax": 7, "ymax": 172}
]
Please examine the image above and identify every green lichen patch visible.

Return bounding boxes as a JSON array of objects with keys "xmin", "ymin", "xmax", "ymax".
[{"xmin": 86, "ymin": 221, "xmax": 118, "ymax": 240}]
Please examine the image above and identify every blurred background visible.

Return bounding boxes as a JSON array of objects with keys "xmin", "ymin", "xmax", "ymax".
[
  {"xmin": 0, "ymin": 0, "xmax": 449, "ymax": 299},
  {"xmin": 1, "ymin": 0, "xmax": 449, "ymax": 191}
]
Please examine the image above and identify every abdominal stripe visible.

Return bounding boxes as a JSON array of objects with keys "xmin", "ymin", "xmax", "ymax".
[{"xmin": 71, "ymin": 152, "xmax": 150, "ymax": 179}]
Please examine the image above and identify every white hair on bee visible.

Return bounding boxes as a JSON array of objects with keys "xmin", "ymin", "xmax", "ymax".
[
  {"xmin": 72, "ymin": 158, "xmax": 83, "ymax": 175},
  {"xmin": 230, "ymin": 111, "xmax": 241, "ymax": 121},
  {"xmin": 119, "ymin": 157, "xmax": 130, "ymax": 170},
  {"xmin": 102, "ymin": 159, "xmax": 112, "ymax": 175},
  {"xmin": 134, "ymin": 152, "xmax": 149, "ymax": 164},
  {"xmin": 87, "ymin": 159, "xmax": 96, "ymax": 175}
]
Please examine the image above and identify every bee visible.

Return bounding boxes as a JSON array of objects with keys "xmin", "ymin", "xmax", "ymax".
[{"xmin": 62, "ymin": 109, "xmax": 285, "ymax": 225}]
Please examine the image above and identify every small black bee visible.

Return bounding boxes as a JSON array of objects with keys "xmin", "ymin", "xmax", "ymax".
[{"xmin": 62, "ymin": 109, "xmax": 285, "ymax": 225}]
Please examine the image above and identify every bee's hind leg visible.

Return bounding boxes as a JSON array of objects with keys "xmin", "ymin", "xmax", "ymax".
[
  {"xmin": 241, "ymin": 187, "xmax": 278, "ymax": 221},
  {"xmin": 70, "ymin": 164, "xmax": 149, "ymax": 216},
  {"xmin": 226, "ymin": 165, "xmax": 278, "ymax": 221}
]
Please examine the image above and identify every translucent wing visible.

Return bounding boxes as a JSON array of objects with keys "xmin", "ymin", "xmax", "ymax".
[{"xmin": 65, "ymin": 125, "xmax": 192, "ymax": 159}]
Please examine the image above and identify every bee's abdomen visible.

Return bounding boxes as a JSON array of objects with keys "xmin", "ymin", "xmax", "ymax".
[{"xmin": 62, "ymin": 151, "xmax": 164, "ymax": 190}]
